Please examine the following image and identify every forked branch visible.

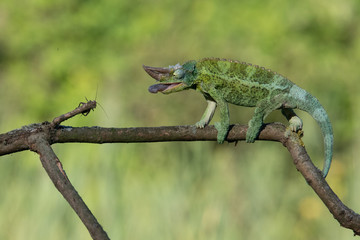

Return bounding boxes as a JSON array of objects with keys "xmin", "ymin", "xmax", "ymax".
[
  {"xmin": 0, "ymin": 100, "xmax": 359, "ymax": 238},
  {"xmin": 27, "ymin": 132, "xmax": 110, "ymax": 240}
]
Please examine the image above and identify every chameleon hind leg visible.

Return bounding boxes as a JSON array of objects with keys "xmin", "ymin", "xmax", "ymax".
[
  {"xmin": 281, "ymin": 108, "xmax": 303, "ymax": 132},
  {"xmin": 246, "ymin": 101, "xmax": 281, "ymax": 143}
]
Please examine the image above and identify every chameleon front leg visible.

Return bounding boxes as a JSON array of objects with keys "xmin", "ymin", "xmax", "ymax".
[
  {"xmin": 195, "ymin": 98, "xmax": 229, "ymax": 143},
  {"xmin": 195, "ymin": 100, "xmax": 217, "ymax": 128},
  {"xmin": 214, "ymin": 99, "xmax": 230, "ymax": 144},
  {"xmin": 281, "ymin": 108, "xmax": 303, "ymax": 132}
]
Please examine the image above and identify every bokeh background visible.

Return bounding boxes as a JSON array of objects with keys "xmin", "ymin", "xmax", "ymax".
[{"xmin": 1, "ymin": 0, "xmax": 360, "ymax": 239}]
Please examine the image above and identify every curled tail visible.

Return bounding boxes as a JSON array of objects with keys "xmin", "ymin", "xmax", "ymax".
[
  {"xmin": 308, "ymin": 104, "xmax": 333, "ymax": 178},
  {"xmin": 290, "ymin": 85, "xmax": 334, "ymax": 178}
]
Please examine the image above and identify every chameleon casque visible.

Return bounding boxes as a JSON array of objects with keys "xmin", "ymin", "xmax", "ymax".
[{"xmin": 143, "ymin": 58, "xmax": 333, "ymax": 178}]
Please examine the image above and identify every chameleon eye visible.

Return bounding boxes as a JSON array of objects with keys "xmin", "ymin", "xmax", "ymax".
[{"xmin": 173, "ymin": 69, "xmax": 185, "ymax": 79}]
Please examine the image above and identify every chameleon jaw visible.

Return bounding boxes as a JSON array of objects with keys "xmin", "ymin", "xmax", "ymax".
[
  {"xmin": 143, "ymin": 65, "xmax": 173, "ymax": 81},
  {"xmin": 143, "ymin": 64, "xmax": 187, "ymax": 94}
]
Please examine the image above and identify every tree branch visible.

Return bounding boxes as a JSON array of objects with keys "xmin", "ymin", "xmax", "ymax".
[
  {"xmin": 27, "ymin": 132, "xmax": 109, "ymax": 240},
  {"xmin": 0, "ymin": 101, "xmax": 360, "ymax": 237},
  {"xmin": 51, "ymin": 100, "xmax": 97, "ymax": 127}
]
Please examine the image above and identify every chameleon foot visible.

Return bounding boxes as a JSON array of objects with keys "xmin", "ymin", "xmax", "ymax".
[
  {"xmin": 245, "ymin": 123, "xmax": 261, "ymax": 143},
  {"xmin": 195, "ymin": 120, "xmax": 207, "ymax": 128},
  {"xmin": 288, "ymin": 116, "xmax": 303, "ymax": 132},
  {"xmin": 245, "ymin": 131, "xmax": 257, "ymax": 143},
  {"xmin": 215, "ymin": 122, "xmax": 227, "ymax": 144}
]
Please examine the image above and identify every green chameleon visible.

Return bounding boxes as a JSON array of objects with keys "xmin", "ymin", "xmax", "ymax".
[{"xmin": 143, "ymin": 58, "xmax": 333, "ymax": 178}]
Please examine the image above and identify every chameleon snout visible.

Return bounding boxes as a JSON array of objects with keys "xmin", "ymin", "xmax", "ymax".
[
  {"xmin": 143, "ymin": 65, "xmax": 186, "ymax": 94},
  {"xmin": 143, "ymin": 65, "xmax": 172, "ymax": 81}
]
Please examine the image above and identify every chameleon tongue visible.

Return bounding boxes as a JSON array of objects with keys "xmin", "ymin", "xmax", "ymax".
[
  {"xmin": 148, "ymin": 83, "xmax": 181, "ymax": 93},
  {"xmin": 148, "ymin": 84, "xmax": 169, "ymax": 93}
]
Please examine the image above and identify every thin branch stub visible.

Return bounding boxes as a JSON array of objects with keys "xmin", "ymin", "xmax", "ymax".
[{"xmin": 51, "ymin": 100, "xmax": 97, "ymax": 127}]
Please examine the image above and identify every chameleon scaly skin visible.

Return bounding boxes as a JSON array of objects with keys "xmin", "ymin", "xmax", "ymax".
[{"xmin": 143, "ymin": 58, "xmax": 333, "ymax": 178}]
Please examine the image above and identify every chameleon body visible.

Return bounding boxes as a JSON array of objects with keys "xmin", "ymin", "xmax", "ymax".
[{"xmin": 143, "ymin": 58, "xmax": 333, "ymax": 178}]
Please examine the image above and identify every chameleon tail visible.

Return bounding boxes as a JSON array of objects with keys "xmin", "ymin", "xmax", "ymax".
[
  {"xmin": 294, "ymin": 87, "xmax": 333, "ymax": 178},
  {"xmin": 312, "ymin": 110, "xmax": 333, "ymax": 178}
]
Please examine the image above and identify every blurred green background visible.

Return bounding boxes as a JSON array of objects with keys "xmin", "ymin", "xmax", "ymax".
[{"xmin": 1, "ymin": 0, "xmax": 360, "ymax": 239}]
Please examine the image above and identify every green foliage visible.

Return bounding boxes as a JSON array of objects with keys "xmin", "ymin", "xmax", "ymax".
[{"xmin": 1, "ymin": 0, "xmax": 360, "ymax": 239}]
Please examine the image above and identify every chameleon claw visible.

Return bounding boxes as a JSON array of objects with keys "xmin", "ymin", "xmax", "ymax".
[
  {"xmin": 195, "ymin": 120, "xmax": 206, "ymax": 128},
  {"xmin": 288, "ymin": 116, "xmax": 303, "ymax": 132}
]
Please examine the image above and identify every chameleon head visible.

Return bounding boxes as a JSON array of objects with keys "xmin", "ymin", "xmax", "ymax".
[{"xmin": 143, "ymin": 60, "xmax": 197, "ymax": 94}]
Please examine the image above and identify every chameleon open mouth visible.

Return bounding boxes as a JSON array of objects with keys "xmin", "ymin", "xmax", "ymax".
[
  {"xmin": 143, "ymin": 64, "xmax": 185, "ymax": 93},
  {"xmin": 148, "ymin": 82, "xmax": 184, "ymax": 93}
]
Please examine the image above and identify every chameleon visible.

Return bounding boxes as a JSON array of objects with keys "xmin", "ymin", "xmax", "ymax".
[{"xmin": 143, "ymin": 58, "xmax": 333, "ymax": 178}]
